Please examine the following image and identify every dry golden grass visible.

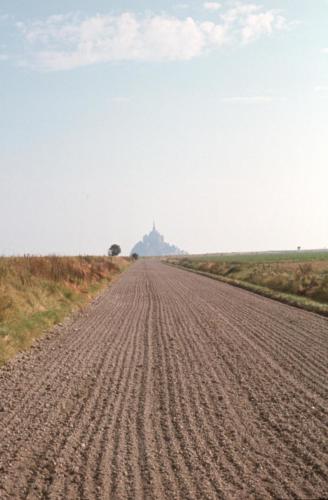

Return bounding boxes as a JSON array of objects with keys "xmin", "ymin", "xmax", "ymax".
[
  {"xmin": 167, "ymin": 255, "xmax": 328, "ymax": 315},
  {"xmin": 0, "ymin": 256, "xmax": 131, "ymax": 365}
]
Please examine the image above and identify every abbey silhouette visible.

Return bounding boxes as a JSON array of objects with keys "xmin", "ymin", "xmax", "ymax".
[{"xmin": 131, "ymin": 223, "xmax": 185, "ymax": 257}]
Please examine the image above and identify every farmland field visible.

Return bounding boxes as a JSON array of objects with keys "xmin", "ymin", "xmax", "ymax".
[
  {"xmin": 0, "ymin": 260, "xmax": 327, "ymax": 499},
  {"xmin": 184, "ymin": 249, "xmax": 328, "ymax": 263}
]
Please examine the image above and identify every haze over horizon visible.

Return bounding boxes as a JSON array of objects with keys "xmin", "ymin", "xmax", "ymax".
[{"xmin": 1, "ymin": 1, "xmax": 327, "ymax": 256}]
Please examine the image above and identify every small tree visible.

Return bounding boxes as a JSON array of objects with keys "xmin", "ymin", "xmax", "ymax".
[
  {"xmin": 131, "ymin": 253, "xmax": 139, "ymax": 260},
  {"xmin": 108, "ymin": 244, "xmax": 121, "ymax": 257}
]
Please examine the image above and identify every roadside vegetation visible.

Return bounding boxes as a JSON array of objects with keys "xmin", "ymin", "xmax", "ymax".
[
  {"xmin": 0, "ymin": 255, "xmax": 130, "ymax": 365},
  {"xmin": 167, "ymin": 250, "xmax": 328, "ymax": 316}
]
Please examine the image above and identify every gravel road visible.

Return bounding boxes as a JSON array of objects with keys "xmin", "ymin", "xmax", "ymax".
[{"xmin": 0, "ymin": 260, "xmax": 327, "ymax": 499}]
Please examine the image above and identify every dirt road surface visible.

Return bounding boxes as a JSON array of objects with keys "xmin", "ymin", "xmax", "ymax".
[{"xmin": 0, "ymin": 261, "xmax": 327, "ymax": 499}]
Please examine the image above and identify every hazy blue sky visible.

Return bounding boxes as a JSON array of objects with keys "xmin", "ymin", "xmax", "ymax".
[{"xmin": 0, "ymin": 1, "xmax": 327, "ymax": 255}]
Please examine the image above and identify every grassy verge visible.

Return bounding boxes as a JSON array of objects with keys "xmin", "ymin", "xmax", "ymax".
[
  {"xmin": 166, "ymin": 252, "xmax": 328, "ymax": 317},
  {"xmin": 0, "ymin": 256, "xmax": 131, "ymax": 365}
]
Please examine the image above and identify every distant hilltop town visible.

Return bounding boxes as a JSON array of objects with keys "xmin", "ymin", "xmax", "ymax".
[{"xmin": 131, "ymin": 224, "xmax": 186, "ymax": 257}]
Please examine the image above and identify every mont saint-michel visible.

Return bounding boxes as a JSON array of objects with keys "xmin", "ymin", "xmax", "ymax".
[{"xmin": 131, "ymin": 224, "xmax": 186, "ymax": 257}]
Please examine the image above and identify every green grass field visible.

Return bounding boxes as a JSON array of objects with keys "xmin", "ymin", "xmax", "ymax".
[{"xmin": 187, "ymin": 249, "xmax": 328, "ymax": 263}]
